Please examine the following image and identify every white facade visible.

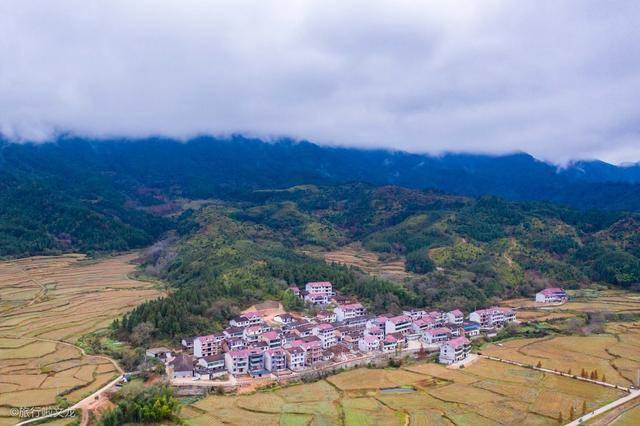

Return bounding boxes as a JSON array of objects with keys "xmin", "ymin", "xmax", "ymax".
[
  {"xmin": 439, "ymin": 337, "xmax": 471, "ymax": 364},
  {"xmin": 385, "ymin": 315, "xmax": 412, "ymax": 335},
  {"xmin": 334, "ymin": 303, "xmax": 366, "ymax": 321}
]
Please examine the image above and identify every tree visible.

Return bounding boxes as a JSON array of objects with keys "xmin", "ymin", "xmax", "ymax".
[
  {"xmin": 567, "ymin": 368, "xmax": 572, "ymax": 375},
  {"xmin": 558, "ymin": 411, "xmax": 563, "ymax": 425},
  {"xmin": 405, "ymin": 248, "xmax": 435, "ymax": 274},
  {"xmin": 602, "ymin": 374, "xmax": 606, "ymax": 382},
  {"xmin": 569, "ymin": 405, "xmax": 575, "ymax": 420},
  {"xmin": 130, "ymin": 322, "xmax": 156, "ymax": 347},
  {"xmin": 536, "ymin": 361, "xmax": 542, "ymax": 368},
  {"xmin": 593, "ymin": 369, "xmax": 599, "ymax": 380},
  {"xmin": 582, "ymin": 400, "xmax": 587, "ymax": 415},
  {"xmin": 581, "ymin": 368, "xmax": 587, "ymax": 378}
]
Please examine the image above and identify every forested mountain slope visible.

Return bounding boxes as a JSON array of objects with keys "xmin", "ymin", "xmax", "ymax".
[{"xmin": 119, "ymin": 183, "xmax": 640, "ymax": 340}]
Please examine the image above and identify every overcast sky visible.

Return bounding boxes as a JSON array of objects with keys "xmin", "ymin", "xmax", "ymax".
[{"xmin": 1, "ymin": 1, "xmax": 639, "ymax": 164}]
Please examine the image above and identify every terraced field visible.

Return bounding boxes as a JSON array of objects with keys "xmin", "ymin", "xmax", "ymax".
[
  {"xmin": 185, "ymin": 359, "xmax": 624, "ymax": 425},
  {"xmin": 0, "ymin": 254, "xmax": 162, "ymax": 425},
  {"xmin": 312, "ymin": 244, "xmax": 412, "ymax": 282},
  {"xmin": 481, "ymin": 330, "xmax": 640, "ymax": 388}
]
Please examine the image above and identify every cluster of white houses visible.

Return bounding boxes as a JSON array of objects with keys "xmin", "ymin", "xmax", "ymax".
[{"xmin": 165, "ymin": 281, "xmax": 518, "ymax": 378}]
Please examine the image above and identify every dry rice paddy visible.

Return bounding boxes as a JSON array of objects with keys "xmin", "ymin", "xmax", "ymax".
[
  {"xmin": 315, "ymin": 244, "xmax": 412, "ymax": 282},
  {"xmin": 185, "ymin": 359, "xmax": 624, "ymax": 425},
  {"xmin": 0, "ymin": 253, "xmax": 162, "ymax": 425},
  {"xmin": 481, "ymin": 322, "xmax": 640, "ymax": 387}
]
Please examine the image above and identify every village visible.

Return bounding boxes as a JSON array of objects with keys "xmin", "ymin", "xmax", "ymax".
[{"xmin": 142, "ymin": 283, "xmax": 571, "ymax": 385}]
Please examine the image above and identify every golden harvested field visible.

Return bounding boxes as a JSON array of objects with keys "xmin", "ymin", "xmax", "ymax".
[
  {"xmin": 481, "ymin": 323, "xmax": 640, "ymax": 387},
  {"xmin": 503, "ymin": 290, "xmax": 640, "ymax": 314},
  {"xmin": 307, "ymin": 243, "xmax": 413, "ymax": 282},
  {"xmin": 186, "ymin": 359, "xmax": 623, "ymax": 425},
  {"xmin": 0, "ymin": 253, "xmax": 162, "ymax": 425}
]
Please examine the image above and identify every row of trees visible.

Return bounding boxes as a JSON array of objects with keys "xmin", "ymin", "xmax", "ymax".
[{"xmin": 557, "ymin": 400, "xmax": 589, "ymax": 424}]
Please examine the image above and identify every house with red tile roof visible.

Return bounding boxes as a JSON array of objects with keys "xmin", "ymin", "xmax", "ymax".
[
  {"xmin": 535, "ymin": 287, "xmax": 567, "ymax": 303},
  {"xmin": 438, "ymin": 336, "xmax": 471, "ymax": 364}
]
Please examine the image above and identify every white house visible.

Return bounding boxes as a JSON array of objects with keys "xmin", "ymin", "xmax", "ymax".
[
  {"xmin": 469, "ymin": 307, "xmax": 516, "ymax": 329},
  {"xmin": 286, "ymin": 347, "xmax": 306, "ymax": 371},
  {"xmin": 230, "ymin": 311, "xmax": 262, "ymax": 327},
  {"xmin": 446, "ymin": 309, "xmax": 464, "ymax": 326},
  {"xmin": 264, "ymin": 348, "xmax": 288, "ymax": 372},
  {"xmin": 193, "ymin": 333, "xmax": 224, "ymax": 358},
  {"xmin": 411, "ymin": 317, "xmax": 436, "ymax": 334},
  {"xmin": 313, "ymin": 323, "xmax": 337, "ymax": 348},
  {"xmin": 197, "ymin": 354, "xmax": 226, "ymax": 371},
  {"xmin": 305, "ymin": 281, "xmax": 333, "ymax": 295},
  {"xmin": 535, "ymin": 287, "xmax": 567, "ymax": 304},
  {"xmin": 439, "ymin": 336, "xmax": 471, "ymax": 364},
  {"xmin": 385, "ymin": 315, "xmax": 412, "ymax": 335},
  {"xmin": 334, "ymin": 303, "xmax": 366, "ymax": 321},
  {"xmin": 304, "ymin": 293, "xmax": 332, "ymax": 305},
  {"xmin": 424, "ymin": 327, "xmax": 451, "ymax": 345},
  {"xmin": 358, "ymin": 335, "xmax": 380, "ymax": 352},
  {"xmin": 364, "ymin": 325, "xmax": 385, "ymax": 341},
  {"xmin": 381, "ymin": 334, "xmax": 399, "ymax": 352}
]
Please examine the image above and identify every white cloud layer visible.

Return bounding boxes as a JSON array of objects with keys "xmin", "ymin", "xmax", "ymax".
[{"xmin": 1, "ymin": 0, "xmax": 639, "ymax": 164}]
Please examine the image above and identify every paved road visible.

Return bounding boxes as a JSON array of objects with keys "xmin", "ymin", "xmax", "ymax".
[{"xmin": 565, "ymin": 389, "xmax": 640, "ymax": 426}]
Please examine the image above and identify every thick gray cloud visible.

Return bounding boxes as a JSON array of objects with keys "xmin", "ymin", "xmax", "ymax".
[{"xmin": 1, "ymin": 0, "xmax": 639, "ymax": 164}]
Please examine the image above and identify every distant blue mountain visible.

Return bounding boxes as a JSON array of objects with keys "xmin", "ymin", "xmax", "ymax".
[{"xmin": 2, "ymin": 135, "xmax": 640, "ymax": 211}]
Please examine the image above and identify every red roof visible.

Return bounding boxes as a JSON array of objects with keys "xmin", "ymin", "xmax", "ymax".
[
  {"xmin": 446, "ymin": 336, "xmax": 470, "ymax": 349},
  {"xmin": 307, "ymin": 281, "xmax": 332, "ymax": 287},
  {"xmin": 540, "ymin": 287, "xmax": 565, "ymax": 295},
  {"xmin": 427, "ymin": 327, "xmax": 451, "ymax": 336},
  {"xmin": 362, "ymin": 335, "xmax": 379, "ymax": 344},
  {"xmin": 388, "ymin": 315, "xmax": 411, "ymax": 324},
  {"xmin": 449, "ymin": 309, "xmax": 463, "ymax": 316},
  {"xmin": 339, "ymin": 302, "xmax": 364, "ymax": 310}
]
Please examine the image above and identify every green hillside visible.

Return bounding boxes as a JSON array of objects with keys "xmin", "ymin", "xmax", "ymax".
[{"xmin": 118, "ymin": 183, "xmax": 640, "ymax": 341}]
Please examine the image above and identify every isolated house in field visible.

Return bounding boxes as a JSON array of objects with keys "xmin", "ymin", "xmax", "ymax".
[
  {"xmin": 535, "ymin": 287, "xmax": 567, "ymax": 303},
  {"xmin": 438, "ymin": 336, "xmax": 471, "ymax": 364},
  {"xmin": 170, "ymin": 354, "xmax": 194, "ymax": 378}
]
